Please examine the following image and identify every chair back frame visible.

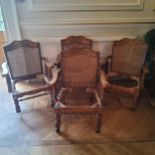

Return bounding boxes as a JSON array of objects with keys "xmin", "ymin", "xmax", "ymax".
[
  {"xmin": 60, "ymin": 48, "xmax": 100, "ymax": 88},
  {"xmin": 4, "ymin": 40, "xmax": 43, "ymax": 80},
  {"xmin": 110, "ymin": 38, "xmax": 147, "ymax": 77},
  {"xmin": 61, "ymin": 36, "xmax": 93, "ymax": 51}
]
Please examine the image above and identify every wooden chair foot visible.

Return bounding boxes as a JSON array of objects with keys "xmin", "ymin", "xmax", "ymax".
[
  {"xmin": 51, "ymin": 102, "xmax": 54, "ymax": 107},
  {"xmin": 96, "ymin": 128, "xmax": 101, "ymax": 133},
  {"xmin": 55, "ymin": 112, "xmax": 61, "ymax": 133},
  {"xmin": 96, "ymin": 113, "xmax": 102, "ymax": 133},
  {"xmin": 15, "ymin": 105, "xmax": 21, "ymax": 113},
  {"xmin": 55, "ymin": 128, "xmax": 60, "ymax": 133},
  {"xmin": 13, "ymin": 96, "xmax": 21, "ymax": 113}
]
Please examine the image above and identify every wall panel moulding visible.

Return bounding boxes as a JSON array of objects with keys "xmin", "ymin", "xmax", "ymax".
[{"xmin": 28, "ymin": 0, "xmax": 145, "ymax": 11}]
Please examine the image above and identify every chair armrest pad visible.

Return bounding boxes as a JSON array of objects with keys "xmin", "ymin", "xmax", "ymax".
[
  {"xmin": 100, "ymin": 55, "xmax": 112, "ymax": 74},
  {"xmin": 41, "ymin": 57, "xmax": 55, "ymax": 68},
  {"xmin": 48, "ymin": 68, "xmax": 61, "ymax": 85},
  {"xmin": 100, "ymin": 70, "xmax": 109, "ymax": 88},
  {"xmin": 2, "ymin": 62, "xmax": 9, "ymax": 77},
  {"xmin": 142, "ymin": 63, "xmax": 149, "ymax": 74}
]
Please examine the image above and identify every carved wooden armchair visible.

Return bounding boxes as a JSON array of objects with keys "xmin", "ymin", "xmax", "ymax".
[
  {"xmin": 51, "ymin": 35, "xmax": 93, "ymax": 103},
  {"xmin": 52, "ymin": 48, "xmax": 105, "ymax": 133},
  {"xmin": 2, "ymin": 40, "xmax": 56, "ymax": 113},
  {"xmin": 101, "ymin": 38, "xmax": 147, "ymax": 110}
]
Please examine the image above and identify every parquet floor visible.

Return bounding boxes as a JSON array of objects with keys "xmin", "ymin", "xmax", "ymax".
[{"xmin": 1, "ymin": 73, "xmax": 155, "ymax": 155}]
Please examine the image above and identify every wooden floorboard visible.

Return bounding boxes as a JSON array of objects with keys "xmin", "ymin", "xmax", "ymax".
[{"xmin": 1, "ymin": 74, "xmax": 155, "ymax": 154}]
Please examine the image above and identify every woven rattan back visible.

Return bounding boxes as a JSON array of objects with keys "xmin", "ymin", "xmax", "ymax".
[
  {"xmin": 61, "ymin": 36, "xmax": 93, "ymax": 51},
  {"xmin": 61, "ymin": 48, "xmax": 99, "ymax": 88},
  {"xmin": 111, "ymin": 38, "xmax": 147, "ymax": 77},
  {"xmin": 4, "ymin": 40, "xmax": 42, "ymax": 80}
]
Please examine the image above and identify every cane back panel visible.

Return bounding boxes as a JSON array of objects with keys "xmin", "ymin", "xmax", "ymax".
[
  {"xmin": 4, "ymin": 40, "xmax": 42, "ymax": 80},
  {"xmin": 61, "ymin": 48, "xmax": 99, "ymax": 88},
  {"xmin": 111, "ymin": 38, "xmax": 147, "ymax": 77}
]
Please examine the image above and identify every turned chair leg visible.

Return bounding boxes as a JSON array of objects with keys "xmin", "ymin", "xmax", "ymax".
[
  {"xmin": 96, "ymin": 113, "xmax": 102, "ymax": 133},
  {"xmin": 102, "ymin": 91, "xmax": 108, "ymax": 107},
  {"xmin": 55, "ymin": 111, "xmax": 61, "ymax": 133},
  {"xmin": 117, "ymin": 93, "xmax": 122, "ymax": 106},
  {"xmin": 131, "ymin": 95, "xmax": 138, "ymax": 112},
  {"xmin": 50, "ymin": 89, "xmax": 55, "ymax": 107},
  {"xmin": 13, "ymin": 96, "xmax": 21, "ymax": 113},
  {"xmin": 5, "ymin": 74, "xmax": 12, "ymax": 93}
]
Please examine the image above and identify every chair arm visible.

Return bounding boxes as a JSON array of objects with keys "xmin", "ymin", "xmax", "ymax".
[
  {"xmin": 1, "ymin": 62, "xmax": 12, "ymax": 93},
  {"xmin": 142, "ymin": 63, "xmax": 149, "ymax": 75},
  {"xmin": 2, "ymin": 62, "xmax": 9, "ymax": 77},
  {"xmin": 48, "ymin": 68, "xmax": 61, "ymax": 85},
  {"xmin": 42, "ymin": 57, "xmax": 60, "ymax": 82},
  {"xmin": 100, "ymin": 70, "xmax": 109, "ymax": 88},
  {"xmin": 101, "ymin": 55, "xmax": 112, "ymax": 74},
  {"xmin": 41, "ymin": 57, "xmax": 55, "ymax": 69},
  {"xmin": 42, "ymin": 57, "xmax": 60, "ymax": 70},
  {"xmin": 140, "ymin": 63, "xmax": 149, "ymax": 89}
]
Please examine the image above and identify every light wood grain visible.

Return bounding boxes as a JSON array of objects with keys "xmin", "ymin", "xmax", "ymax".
[{"xmin": 1, "ymin": 72, "xmax": 155, "ymax": 154}]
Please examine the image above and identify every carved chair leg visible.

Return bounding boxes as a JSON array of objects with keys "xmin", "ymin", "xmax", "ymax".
[
  {"xmin": 55, "ymin": 111, "xmax": 61, "ymax": 133},
  {"xmin": 96, "ymin": 112, "xmax": 102, "ymax": 133},
  {"xmin": 102, "ymin": 91, "xmax": 108, "ymax": 107},
  {"xmin": 13, "ymin": 96, "xmax": 21, "ymax": 113},
  {"xmin": 50, "ymin": 89, "xmax": 55, "ymax": 107},
  {"xmin": 5, "ymin": 74, "xmax": 12, "ymax": 93},
  {"xmin": 117, "ymin": 93, "xmax": 122, "ymax": 106},
  {"xmin": 131, "ymin": 95, "xmax": 138, "ymax": 112}
]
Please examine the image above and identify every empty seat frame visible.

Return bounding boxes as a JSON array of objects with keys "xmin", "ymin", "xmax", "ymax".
[
  {"xmin": 52, "ymin": 48, "xmax": 106, "ymax": 133},
  {"xmin": 102, "ymin": 38, "xmax": 148, "ymax": 110}
]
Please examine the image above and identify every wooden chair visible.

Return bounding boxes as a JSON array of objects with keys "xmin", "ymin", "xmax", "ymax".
[
  {"xmin": 2, "ymin": 40, "xmax": 56, "ymax": 113},
  {"xmin": 101, "ymin": 38, "xmax": 148, "ymax": 110},
  {"xmin": 52, "ymin": 36, "xmax": 93, "ymax": 104},
  {"xmin": 52, "ymin": 48, "xmax": 106, "ymax": 133}
]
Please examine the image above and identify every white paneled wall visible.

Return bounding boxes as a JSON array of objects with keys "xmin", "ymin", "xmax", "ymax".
[{"xmin": 1, "ymin": 0, "xmax": 155, "ymax": 62}]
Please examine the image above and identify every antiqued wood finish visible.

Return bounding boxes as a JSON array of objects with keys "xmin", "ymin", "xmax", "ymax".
[
  {"xmin": 3, "ymin": 40, "xmax": 43, "ymax": 80},
  {"xmin": 56, "ymin": 36, "xmax": 93, "ymax": 65},
  {"xmin": 61, "ymin": 36, "xmax": 93, "ymax": 51},
  {"xmin": 102, "ymin": 38, "xmax": 148, "ymax": 110},
  {"xmin": 53, "ymin": 48, "xmax": 104, "ymax": 133},
  {"xmin": 2, "ymin": 40, "xmax": 54, "ymax": 113}
]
